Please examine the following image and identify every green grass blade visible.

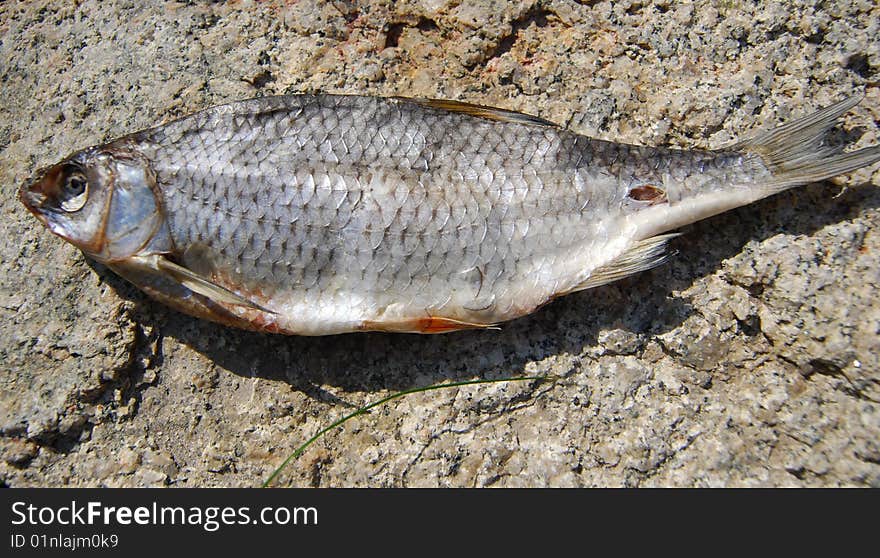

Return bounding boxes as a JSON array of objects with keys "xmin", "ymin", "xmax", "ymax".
[{"xmin": 262, "ymin": 375, "xmax": 556, "ymax": 487}]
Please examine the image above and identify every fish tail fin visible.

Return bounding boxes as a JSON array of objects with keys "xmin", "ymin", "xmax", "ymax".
[{"xmin": 736, "ymin": 94, "xmax": 880, "ymax": 191}]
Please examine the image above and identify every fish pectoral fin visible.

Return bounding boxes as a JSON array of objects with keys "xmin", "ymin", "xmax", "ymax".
[
  {"xmin": 130, "ymin": 254, "xmax": 274, "ymax": 314},
  {"xmin": 361, "ymin": 316, "xmax": 500, "ymax": 334},
  {"xmin": 573, "ymin": 234, "xmax": 680, "ymax": 292},
  {"xmin": 398, "ymin": 97, "xmax": 556, "ymax": 128}
]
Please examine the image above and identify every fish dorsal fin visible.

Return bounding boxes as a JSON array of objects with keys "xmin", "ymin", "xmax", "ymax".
[
  {"xmin": 131, "ymin": 254, "xmax": 274, "ymax": 313},
  {"xmin": 399, "ymin": 97, "xmax": 556, "ymax": 127},
  {"xmin": 573, "ymin": 234, "xmax": 680, "ymax": 292}
]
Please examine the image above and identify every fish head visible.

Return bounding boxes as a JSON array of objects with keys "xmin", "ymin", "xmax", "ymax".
[{"xmin": 19, "ymin": 145, "xmax": 170, "ymax": 262}]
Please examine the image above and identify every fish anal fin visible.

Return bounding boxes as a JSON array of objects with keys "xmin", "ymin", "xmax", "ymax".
[
  {"xmin": 398, "ymin": 97, "xmax": 556, "ymax": 128},
  {"xmin": 361, "ymin": 315, "xmax": 499, "ymax": 334},
  {"xmin": 574, "ymin": 234, "xmax": 680, "ymax": 292},
  {"xmin": 131, "ymin": 254, "xmax": 274, "ymax": 314}
]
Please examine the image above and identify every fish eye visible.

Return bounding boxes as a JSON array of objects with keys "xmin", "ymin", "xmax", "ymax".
[{"xmin": 60, "ymin": 171, "xmax": 89, "ymax": 212}]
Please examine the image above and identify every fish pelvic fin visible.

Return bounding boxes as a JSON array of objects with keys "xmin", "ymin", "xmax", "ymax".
[
  {"xmin": 573, "ymin": 234, "xmax": 680, "ymax": 292},
  {"xmin": 736, "ymin": 94, "xmax": 880, "ymax": 192},
  {"xmin": 131, "ymin": 254, "xmax": 275, "ymax": 314}
]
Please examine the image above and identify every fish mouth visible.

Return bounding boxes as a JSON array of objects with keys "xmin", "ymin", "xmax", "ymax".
[
  {"xmin": 18, "ymin": 172, "xmax": 80, "ymax": 246},
  {"xmin": 18, "ymin": 178, "xmax": 50, "ymax": 222},
  {"xmin": 18, "ymin": 163, "xmax": 66, "ymax": 221}
]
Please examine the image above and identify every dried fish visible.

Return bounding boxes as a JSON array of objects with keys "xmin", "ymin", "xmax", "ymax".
[{"xmin": 19, "ymin": 94, "xmax": 880, "ymax": 334}]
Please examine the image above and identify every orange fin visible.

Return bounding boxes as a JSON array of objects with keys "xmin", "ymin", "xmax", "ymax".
[
  {"xmin": 361, "ymin": 316, "xmax": 499, "ymax": 334},
  {"xmin": 397, "ymin": 97, "xmax": 556, "ymax": 128}
]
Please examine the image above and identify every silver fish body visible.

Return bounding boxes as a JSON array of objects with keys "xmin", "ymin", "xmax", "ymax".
[{"xmin": 19, "ymin": 94, "xmax": 880, "ymax": 334}]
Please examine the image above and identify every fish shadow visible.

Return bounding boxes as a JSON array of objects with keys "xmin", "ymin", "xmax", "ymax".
[{"xmin": 85, "ymin": 180, "xmax": 879, "ymax": 396}]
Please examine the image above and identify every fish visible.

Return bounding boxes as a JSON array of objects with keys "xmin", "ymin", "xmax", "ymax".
[{"xmin": 18, "ymin": 94, "xmax": 880, "ymax": 335}]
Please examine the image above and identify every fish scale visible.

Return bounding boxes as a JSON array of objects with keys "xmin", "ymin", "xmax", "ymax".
[{"xmin": 19, "ymin": 94, "xmax": 880, "ymax": 334}]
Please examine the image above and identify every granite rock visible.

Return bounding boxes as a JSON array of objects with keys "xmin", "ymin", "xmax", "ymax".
[{"xmin": 1, "ymin": 0, "xmax": 878, "ymax": 487}]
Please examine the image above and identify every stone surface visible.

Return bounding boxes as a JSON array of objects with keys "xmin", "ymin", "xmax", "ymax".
[{"xmin": 1, "ymin": 0, "xmax": 878, "ymax": 487}]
